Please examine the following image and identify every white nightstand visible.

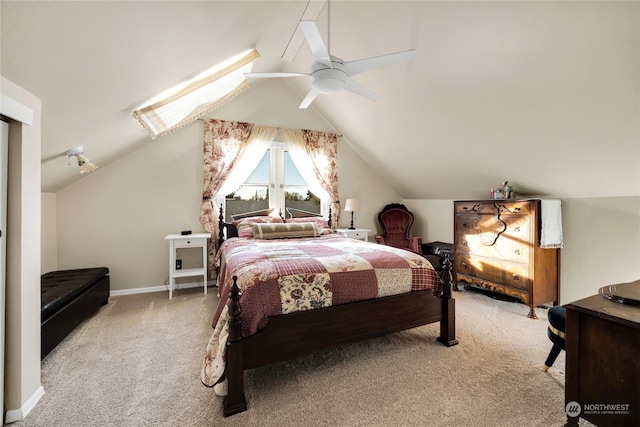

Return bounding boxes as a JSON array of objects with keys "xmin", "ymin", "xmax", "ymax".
[
  {"xmin": 335, "ymin": 228, "xmax": 370, "ymax": 241},
  {"xmin": 164, "ymin": 233, "xmax": 210, "ymax": 299}
]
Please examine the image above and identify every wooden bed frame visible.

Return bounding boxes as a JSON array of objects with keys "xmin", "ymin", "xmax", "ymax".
[{"xmin": 216, "ymin": 206, "xmax": 458, "ymax": 416}]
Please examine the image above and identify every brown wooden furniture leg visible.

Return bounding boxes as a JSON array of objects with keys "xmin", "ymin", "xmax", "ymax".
[
  {"xmin": 223, "ymin": 277, "xmax": 247, "ymax": 417},
  {"xmin": 437, "ymin": 258, "xmax": 458, "ymax": 346}
]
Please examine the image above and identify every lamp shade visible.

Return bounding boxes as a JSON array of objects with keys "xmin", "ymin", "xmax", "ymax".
[{"xmin": 344, "ymin": 199, "xmax": 360, "ymax": 212}]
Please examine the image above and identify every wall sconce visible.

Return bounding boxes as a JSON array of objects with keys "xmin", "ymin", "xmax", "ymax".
[
  {"xmin": 65, "ymin": 146, "xmax": 99, "ymax": 174},
  {"xmin": 344, "ymin": 198, "xmax": 360, "ymax": 230}
]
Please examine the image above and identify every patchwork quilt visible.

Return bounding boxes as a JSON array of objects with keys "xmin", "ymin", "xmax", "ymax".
[{"xmin": 201, "ymin": 234, "xmax": 440, "ymax": 391}]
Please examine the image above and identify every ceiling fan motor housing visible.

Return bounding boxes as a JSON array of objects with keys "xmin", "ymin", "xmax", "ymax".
[{"xmin": 311, "ymin": 58, "xmax": 347, "ymax": 94}]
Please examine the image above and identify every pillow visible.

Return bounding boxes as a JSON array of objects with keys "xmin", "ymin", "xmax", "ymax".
[
  {"xmin": 285, "ymin": 217, "xmax": 333, "ymax": 234},
  {"xmin": 230, "ymin": 208, "xmax": 275, "ymax": 220},
  {"xmin": 252, "ymin": 222, "xmax": 320, "ymax": 240},
  {"xmin": 233, "ymin": 216, "xmax": 284, "ymax": 239}
]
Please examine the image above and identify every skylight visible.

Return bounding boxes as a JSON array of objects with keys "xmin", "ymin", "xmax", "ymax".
[{"xmin": 133, "ymin": 49, "xmax": 259, "ymax": 139}]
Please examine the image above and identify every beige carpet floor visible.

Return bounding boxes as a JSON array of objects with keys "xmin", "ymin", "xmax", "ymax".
[{"xmin": 13, "ymin": 287, "xmax": 582, "ymax": 426}]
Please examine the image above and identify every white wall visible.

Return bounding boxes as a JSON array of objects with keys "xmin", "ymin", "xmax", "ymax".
[
  {"xmin": 54, "ymin": 80, "xmax": 401, "ymax": 292},
  {"xmin": 404, "ymin": 197, "xmax": 640, "ymax": 305},
  {"xmin": 1, "ymin": 76, "xmax": 43, "ymax": 422},
  {"xmin": 41, "ymin": 192, "xmax": 57, "ymax": 273}
]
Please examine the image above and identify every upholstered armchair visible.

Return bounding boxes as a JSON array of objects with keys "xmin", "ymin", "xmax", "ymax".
[{"xmin": 375, "ymin": 203, "xmax": 422, "ymax": 254}]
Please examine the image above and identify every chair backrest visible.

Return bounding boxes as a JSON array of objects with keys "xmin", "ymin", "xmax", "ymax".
[{"xmin": 377, "ymin": 203, "xmax": 415, "ymax": 249}]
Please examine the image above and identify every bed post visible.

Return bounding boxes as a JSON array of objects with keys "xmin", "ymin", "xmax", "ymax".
[
  {"xmin": 218, "ymin": 203, "xmax": 225, "ymax": 249},
  {"xmin": 437, "ymin": 258, "xmax": 458, "ymax": 346},
  {"xmin": 223, "ymin": 276, "xmax": 247, "ymax": 416}
]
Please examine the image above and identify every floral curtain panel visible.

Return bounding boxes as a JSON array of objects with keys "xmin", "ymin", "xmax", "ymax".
[
  {"xmin": 200, "ymin": 119, "xmax": 254, "ymax": 275},
  {"xmin": 281, "ymin": 128, "xmax": 340, "ymax": 227}
]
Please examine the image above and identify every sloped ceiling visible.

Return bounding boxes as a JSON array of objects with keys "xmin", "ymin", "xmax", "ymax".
[{"xmin": 1, "ymin": 1, "xmax": 638, "ymax": 198}]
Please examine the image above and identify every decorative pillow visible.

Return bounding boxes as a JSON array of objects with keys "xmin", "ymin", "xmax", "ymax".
[
  {"xmin": 230, "ymin": 208, "xmax": 275, "ymax": 220},
  {"xmin": 233, "ymin": 216, "xmax": 284, "ymax": 239},
  {"xmin": 285, "ymin": 217, "xmax": 333, "ymax": 234},
  {"xmin": 252, "ymin": 222, "xmax": 320, "ymax": 240}
]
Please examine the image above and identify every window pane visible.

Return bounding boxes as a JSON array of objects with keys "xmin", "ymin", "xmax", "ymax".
[
  {"xmin": 284, "ymin": 151, "xmax": 320, "ymax": 215},
  {"xmin": 225, "ymin": 150, "xmax": 270, "ymax": 221}
]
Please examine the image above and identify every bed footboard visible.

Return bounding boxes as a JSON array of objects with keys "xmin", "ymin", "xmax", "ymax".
[{"xmin": 222, "ymin": 259, "xmax": 457, "ymax": 417}]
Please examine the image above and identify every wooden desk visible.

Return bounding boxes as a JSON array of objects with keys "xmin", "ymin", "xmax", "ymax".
[{"xmin": 564, "ymin": 290, "xmax": 640, "ymax": 427}]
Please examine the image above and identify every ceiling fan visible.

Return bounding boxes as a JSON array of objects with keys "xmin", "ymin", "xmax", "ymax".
[{"xmin": 245, "ymin": 6, "xmax": 416, "ymax": 109}]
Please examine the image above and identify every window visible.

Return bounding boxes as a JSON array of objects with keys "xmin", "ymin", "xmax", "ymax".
[
  {"xmin": 133, "ymin": 49, "xmax": 259, "ymax": 139},
  {"xmin": 225, "ymin": 142, "xmax": 321, "ymax": 220}
]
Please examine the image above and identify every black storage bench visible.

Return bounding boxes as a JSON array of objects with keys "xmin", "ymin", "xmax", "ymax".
[{"xmin": 41, "ymin": 267, "xmax": 110, "ymax": 359}]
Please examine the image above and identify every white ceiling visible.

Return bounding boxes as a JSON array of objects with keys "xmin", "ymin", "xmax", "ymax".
[{"xmin": 2, "ymin": 1, "xmax": 638, "ymax": 198}]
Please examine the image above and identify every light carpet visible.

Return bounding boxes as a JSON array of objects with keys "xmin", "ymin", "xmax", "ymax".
[{"xmin": 12, "ymin": 287, "xmax": 579, "ymax": 426}]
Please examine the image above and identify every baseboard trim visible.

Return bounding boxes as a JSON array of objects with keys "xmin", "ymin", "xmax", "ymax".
[
  {"xmin": 110, "ymin": 280, "xmax": 217, "ymax": 297},
  {"xmin": 5, "ymin": 385, "xmax": 45, "ymax": 423}
]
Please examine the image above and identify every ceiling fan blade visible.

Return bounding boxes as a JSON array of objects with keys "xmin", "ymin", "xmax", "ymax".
[
  {"xmin": 245, "ymin": 72, "xmax": 309, "ymax": 79},
  {"xmin": 344, "ymin": 77, "xmax": 380, "ymax": 102},
  {"xmin": 299, "ymin": 89, "xmax": 319, "ymax": 109},
  {"xmin": 343, "ymin": 50, "xmax": 416, "ymax": 76},
  {"xmin": 299, "ymin": 20, "xmax": 332, "ymax": 68}
]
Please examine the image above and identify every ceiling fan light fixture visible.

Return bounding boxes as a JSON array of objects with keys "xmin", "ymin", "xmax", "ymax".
[
  {"xmin": 312, "ymin": 73, "xmax": 346, "ymax": 94},
  {"xmin": 311, "ymin": 59, "xmax": 347, "ymax": 94},
  {"xmin": 65, "ymin": 146, "xmax": 99, "ymax": 174}
]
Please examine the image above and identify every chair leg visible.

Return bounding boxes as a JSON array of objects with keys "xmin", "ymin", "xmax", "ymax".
[{"xmin": 543, "ymin": 344, "xmax": 563, "ymax": 371}]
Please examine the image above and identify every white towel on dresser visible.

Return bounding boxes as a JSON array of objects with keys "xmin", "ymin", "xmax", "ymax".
[{"xmin": 540, "ymin": 199, "xmax": 563, "ymax": 249}]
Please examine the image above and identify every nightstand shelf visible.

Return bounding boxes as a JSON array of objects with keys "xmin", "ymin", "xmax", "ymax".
[{"xmin": 172, "ymin": 268, "xmax": 205, "ymax": 279}]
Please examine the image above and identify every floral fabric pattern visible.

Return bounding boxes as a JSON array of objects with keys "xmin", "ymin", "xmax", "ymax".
[
  {"xmin": 233, "ymin": 216, "xmax": 284, "ymax": 238},
  {"xmin": 279, "ymin": 273, "xmax": 332, "ymax": 314},
  {"xmin": 200, "ymin": 119, "xmax": 254, "ymax": 275},
  {"xmin": 301, "ymin": 129, "xmax": 340, "ymax": 228}
]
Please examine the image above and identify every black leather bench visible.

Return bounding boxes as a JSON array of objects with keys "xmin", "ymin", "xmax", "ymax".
[{"xmin": 41, "ymin": 267, "xmax": 110, "ymax": 359}]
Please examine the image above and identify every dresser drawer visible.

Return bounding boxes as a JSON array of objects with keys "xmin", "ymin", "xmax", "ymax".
[
  {"xmin": 502, "ymin": 262, "xmax": 530, "ymax": 290},
  {"xmin": 455, "ymin": 202, "xmax": 497, "ymax": 215},
  {"xmin": 455, "ymin": 254, "xmax": 504, "ymax": 285},
  {"xmin": 455, "ymin": 214, "xmax": 506, "ymax": 256},
  {"xmin": 455, "ymin": 254, "xmax": 530, "ymax": 291},
  {"xmin": 173, "ymin": 237, "xmax": 206, "ymax": 248},
  {"xmin": 495, "ymin": 201, "xmax": 532, "ymax": 215}
]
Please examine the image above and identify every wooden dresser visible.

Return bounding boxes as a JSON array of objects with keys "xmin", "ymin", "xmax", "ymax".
[
  {"xmin": 453, "ymin": 199, "xmax": 560, "ymax": 318},
  {"xmin": 564, "ymin": 290, "xmax": 640, "ymax": 426}
]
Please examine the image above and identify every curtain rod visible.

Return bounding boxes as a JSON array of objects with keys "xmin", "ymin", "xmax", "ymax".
[{"xmin": 196, "ymin": 118, "xmax": 342, "ymax": 137}]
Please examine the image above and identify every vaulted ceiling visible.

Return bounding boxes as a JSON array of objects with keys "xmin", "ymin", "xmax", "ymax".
[{"xmin": 2, "ymin": 1, "xmax": 638, "ymax": 198}]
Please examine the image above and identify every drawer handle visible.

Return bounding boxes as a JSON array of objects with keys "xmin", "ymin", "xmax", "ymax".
[
  {"xmin": 462, "ymin": 241, "xmax": 468, "ymax": 247},
  {"xmin": 187, "ymin": 241, "xmax": 191, "ymax": 244},
  {"xmin": 514, "ymin": 249, "xmax": 520, "ymax": 255},
  {"xmin": 513, "ymin": 226, "xmax": 520, "ymax": 232},
  {"xmin": 461, "ymin": 262, "xmax": 467, "ymax": 269},
  {"xmin": 512, "ymin": 274, "xmax": 520, "ymax": 281},
  {"xmin": 462, "ymin": 222, "xmax": 468, "ymax": 228}
]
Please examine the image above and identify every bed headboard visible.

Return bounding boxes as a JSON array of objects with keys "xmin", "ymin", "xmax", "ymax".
[{"xmin": 217, "ymin": 204, "xmax": 332, "ymax": 248}]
